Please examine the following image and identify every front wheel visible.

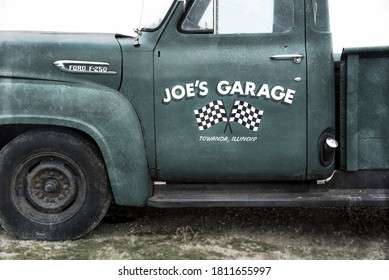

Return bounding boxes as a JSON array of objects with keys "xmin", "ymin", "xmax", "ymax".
[{"xmin": 0, "ymin": 129, "xmax": 111, "ymax": 240}]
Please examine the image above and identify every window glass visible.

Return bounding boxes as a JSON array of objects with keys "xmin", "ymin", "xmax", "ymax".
[
  {"xmin": 181, "ymin": 0, "xmax": 214, "ymax": 32},
  {"xmin": 218, "ymin": 0, "xmax": 274, "ymax": 34},
  {"xmin": 181, "ymin": 0, "xmax": 294, "ymax": 34}
]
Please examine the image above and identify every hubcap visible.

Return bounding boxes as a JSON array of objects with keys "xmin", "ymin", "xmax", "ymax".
[
  {"xmin": 26, "ymin": 161, "xmax": 78, "ymax": 213},
  {"xmin": 11, "ymin": 152, "xmax": 87, "ymax": 225}
]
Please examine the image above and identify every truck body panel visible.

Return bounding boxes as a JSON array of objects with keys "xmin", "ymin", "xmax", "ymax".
[
  {"xmin": 0, "ymin": 32, "xmax": 122, "ymax": 89},
  {"xmin": 0, "ymin": 79, "xmax": 151, "ymax": 206},
  {"xmin": 340, "ymin": 47, "xmax": 389, "ymax": 171},
  {"xmin": 118, "ymin": 40, "xmax": 158, "ymax": 179},
  {"xmin": 305, "ymin": 0, "xmax": 336, "ymax": 179},
  {"xmin": 154, "ymin": 0, "xmax": 309, "ymax": 181}
]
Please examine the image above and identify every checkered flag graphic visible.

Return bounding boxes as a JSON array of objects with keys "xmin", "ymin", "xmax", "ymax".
[
  {"xmin": 229, "ymin": 100, "xmax": 264, "ymax": 132},
  {"xmin": 194, "ymin": 100, "xmax": 228, "ymax": 131}
]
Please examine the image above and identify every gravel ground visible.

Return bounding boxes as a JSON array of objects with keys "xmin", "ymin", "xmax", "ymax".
[{"xmin": 0, "ymin": 206, "xmax": 388, "ymax": 260}]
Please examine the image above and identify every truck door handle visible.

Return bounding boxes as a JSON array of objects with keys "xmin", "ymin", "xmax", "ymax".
[{"xmin": 270, "ymin": 54, "xmax": 304, "ymax": 64}]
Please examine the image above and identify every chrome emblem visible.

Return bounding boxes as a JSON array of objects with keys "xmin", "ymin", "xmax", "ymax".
[{"xmin": 54, "ymin": 60, "xmax": 118, "ymax": 75}]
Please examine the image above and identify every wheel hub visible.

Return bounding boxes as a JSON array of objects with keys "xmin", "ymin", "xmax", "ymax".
[
  {"xmin": 26, "ymin": 161, "xmax": 78, "ymax": 213},
  {"xmin": 44, "ymin": 179, "xmax": 59, "ymax": 194}
]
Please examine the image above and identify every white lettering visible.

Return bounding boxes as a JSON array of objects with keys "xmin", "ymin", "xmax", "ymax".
[
  {"xmin": 231, "ymin": 136, "xmax": 258, "ymax": 142},
  {"xmin": 163, "ymin": 81, "xmax": 210, "ymax": 104},
  {"xmin": 199, "ymin": 136, "xmax": 258, "ymax": 142},
  {"xmin": 230, "ymin": 81, "xmax": 245, "ymax": 96},
  {"xmin": 198, "ymin": 81, "xmax": 208, "ymax": 96},
  {"xmin": 199, "ymin": 136, "xmax": 229, "ymax": 142},
  {"xmin": 163, "ymin": 80, "xmax": 296, "ymax": 105},
  {"xmin": 186, "ymin": 83, "xmax": 195, "ymax": 98},
  {"xmin": 217, "ymin": 81, "xmax": 231, "ymax": 96},
  {"xmin": 171, "ymin": 85, "xmax": 186, "ymax": 100},
  {"xmin": 245, "ymin": 82, "xmax": 256, "ymax": 96},
  {"xmin": 284, "ymin": 89, "xmax": 296, "ymax": 105},
  {"xmin": 257, "ymin": 84, "xmax": 270, "ymax": 99},
  {"xmin": 163, "ymin": 88, "xmax": 172, "ymax": 104},
  {"xmin": 270, "ymin": 86, "xmax": 285, "ymax": 101}
]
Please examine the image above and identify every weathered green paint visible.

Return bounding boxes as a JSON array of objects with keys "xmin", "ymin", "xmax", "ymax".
[
  {"xmin": 345, "ymin": 54, "xmax": 360, "ymax": 171},
  {"xmin": 341, "ymin": 47, "xmax": 389, "ymax": 170},
  {"xmin": 154, "ymin": 1, "xmax": 308, "ymax": 181},
  {"xmin": 0, "ymin": 79, "xmax": 151, "ymax": 206},
  {"xmin": 0, "ymin": 32, "xmax": 122, "ymax": 89},
  {"xmin": 305, "ymin": 0, "xmax": 336, "ymax": 179},
  {"xmin": 118, "ymin": 41, "xmax": 158, "ymax": 180}
]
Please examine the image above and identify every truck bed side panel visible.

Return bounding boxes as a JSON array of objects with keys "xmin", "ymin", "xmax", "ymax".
[{"xmin": 341, "ymin": 47, "xmax": 389, "ymax": 170}]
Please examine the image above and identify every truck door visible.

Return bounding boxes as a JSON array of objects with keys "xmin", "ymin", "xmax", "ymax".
[{"xmin": 154, "ymin": 0, "xmax": 306, "ymax": 181}]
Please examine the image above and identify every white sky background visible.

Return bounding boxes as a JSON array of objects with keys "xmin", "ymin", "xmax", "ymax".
[
  {"xmin": 329, "ymin": 0, "xmax": 389, "ymax": 52},
  {"xmin": 0, "ymin": 0, "xmax": 388, "ymax": 53},
  {"xmin": 0, "ymin": 0, "xmax": 172, "ymax": 35}
]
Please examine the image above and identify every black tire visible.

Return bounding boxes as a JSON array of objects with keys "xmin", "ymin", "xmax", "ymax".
[{"xmin": 0, "ymin": 129, "xmax": 111, "ymax": 240}]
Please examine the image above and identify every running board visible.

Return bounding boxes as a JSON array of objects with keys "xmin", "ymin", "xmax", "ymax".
[{"xmin": 147, "ymin": 183, "xmax": 389, "ymax": 208}]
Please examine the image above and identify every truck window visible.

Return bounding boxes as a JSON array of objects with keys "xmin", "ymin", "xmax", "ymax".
[{"xmin": 181, "ymin": 0, "xmax": 294, "ymax": 34}]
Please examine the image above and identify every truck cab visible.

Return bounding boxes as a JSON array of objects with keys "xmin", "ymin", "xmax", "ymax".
[{"xmin": 125, "ymin": 0, "xmax": 334, "ymax": 182}]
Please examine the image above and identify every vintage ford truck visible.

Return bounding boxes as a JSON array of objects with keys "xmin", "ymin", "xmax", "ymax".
[{"xmin": 0, "ymin": 0, "xmax": 388, "ymax": 240}]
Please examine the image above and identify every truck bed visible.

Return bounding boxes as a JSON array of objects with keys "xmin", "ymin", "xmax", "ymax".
[{"xmin": 338, "ymin": 46, "xmax": 389, "ymax": 171}]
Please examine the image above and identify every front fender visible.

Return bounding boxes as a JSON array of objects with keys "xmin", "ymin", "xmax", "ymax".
[{"xmin": 0, "ymin": 78, "xmax": 151, "ymax": 206}]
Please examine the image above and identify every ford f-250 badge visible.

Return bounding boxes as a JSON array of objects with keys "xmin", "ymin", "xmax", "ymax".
[{"xmin": 54, "ymin": 60, "xmax": 117, "ymax": 75}]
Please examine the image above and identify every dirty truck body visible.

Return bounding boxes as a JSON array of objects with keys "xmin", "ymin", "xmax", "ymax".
[{"xmin": 0, "ymin": 0, "xmax": 388, "ymax": 240}]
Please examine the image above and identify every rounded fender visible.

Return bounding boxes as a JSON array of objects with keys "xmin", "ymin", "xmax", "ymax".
[{"xmin": 0, "ymin": 78, "xmax": 151, "ymax": 206}]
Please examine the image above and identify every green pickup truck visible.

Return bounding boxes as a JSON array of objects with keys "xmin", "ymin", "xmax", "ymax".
[{"xmin": 0, "ymin": 0, "xmax": 388, "ymax": 240}]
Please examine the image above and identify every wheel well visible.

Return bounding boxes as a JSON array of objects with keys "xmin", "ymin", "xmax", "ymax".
[
  {"xmin": 0, "ymin": 124, "xmax": 104, "ymax": 159},
  {"xmin": 0, "ymin": 126, "xmax": 112, "ymax": 240},
  {"xmin": 0, "ymin": 124, "xmax": 115, "ymax": 202}
]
